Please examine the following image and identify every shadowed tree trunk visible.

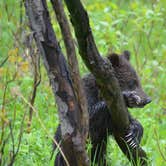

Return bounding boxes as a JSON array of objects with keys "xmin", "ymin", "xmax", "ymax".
[
  {"xmin": 25, "ymin": 0, "xmax": 89, "ymax": 166},
  {"xmin": 50, "ymin": 0, "xmax": 89, "ymax": 141}
]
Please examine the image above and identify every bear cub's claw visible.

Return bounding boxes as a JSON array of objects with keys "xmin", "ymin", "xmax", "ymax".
[{"xmin": 124, "ymin": 119, "xmax": 143, "ymax": 149}]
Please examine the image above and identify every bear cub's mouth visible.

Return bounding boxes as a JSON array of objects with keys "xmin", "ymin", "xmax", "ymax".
[{"xmin": 123, "ymin": 91, "xmax": 151, "ymax": 108}]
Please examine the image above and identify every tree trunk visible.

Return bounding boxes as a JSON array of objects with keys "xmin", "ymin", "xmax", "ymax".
[
  {"xmin": 50, "ymin": 0, "xmax": 89, "ymax": 141},
  {"xmin": 25, "ymin": 0, "xmax": 89, "ymax": 165},
  {"xmin": 64, "ymin": 0, "xmax": 147, "ymax": 165}
]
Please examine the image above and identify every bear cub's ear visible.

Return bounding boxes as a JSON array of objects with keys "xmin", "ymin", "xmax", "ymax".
[
  {"xmin": 107, "ymin": 53, "xmax": 120, "ymax": 67},
  {"xmin": 122, "ymin": 50, "xmax": 130, "ymax": 61}
]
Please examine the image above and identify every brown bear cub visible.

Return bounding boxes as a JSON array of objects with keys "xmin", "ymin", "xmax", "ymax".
[{"xmin": 54, "ymin": 51, "xmax": 151, "ymax": 166}]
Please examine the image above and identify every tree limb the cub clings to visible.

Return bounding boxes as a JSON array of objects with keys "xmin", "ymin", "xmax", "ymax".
[{"xmin": 54, "ymin": 51, "xmax": 151, "ymax": 166}]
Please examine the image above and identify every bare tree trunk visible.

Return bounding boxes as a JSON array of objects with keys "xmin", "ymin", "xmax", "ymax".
[
  {"xmin": 50, "ymin": 0, "xmax": 89, "ymax": 141},
  {"xmin": 64, "ymin": 0, "xmax": 147, "ymax": 165},
  {"xmin": 25, "ymin": 0, "xmax": 89, "ymax": 166}
]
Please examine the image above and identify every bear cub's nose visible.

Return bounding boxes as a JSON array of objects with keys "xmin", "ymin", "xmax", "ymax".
[{"xmin": 144, "ymin": 97, "xmax": 152, "ymax": 105}]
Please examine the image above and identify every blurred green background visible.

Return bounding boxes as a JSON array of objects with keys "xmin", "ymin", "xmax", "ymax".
[{"xmin": 0, "ymin": 0, "xmax": 166, "ymax": 165}]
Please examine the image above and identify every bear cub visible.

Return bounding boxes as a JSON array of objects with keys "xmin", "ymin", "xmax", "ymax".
[{"xmin": 54, "ymin": 51, "xmax": 151, "ymax": 166}]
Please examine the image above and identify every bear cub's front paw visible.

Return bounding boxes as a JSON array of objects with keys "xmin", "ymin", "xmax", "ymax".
[{"xmin": 124, "ymin": 120, "xmax": 143, "ymax": 149}]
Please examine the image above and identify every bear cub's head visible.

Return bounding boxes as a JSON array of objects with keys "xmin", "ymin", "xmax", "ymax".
[{"xmin": 108, "ymin": 51, "xmax": 151, "ymax": 108}]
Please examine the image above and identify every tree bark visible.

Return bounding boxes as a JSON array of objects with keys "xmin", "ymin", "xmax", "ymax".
[
  {"xmin": 50, "ymin": 0, "xmax": 89, "ymax": 141},
  {"xmin": 25, "ymin": 0, "xmax": 89, "ymax": 166},
  {"xmin": 64, "ymin": 0, "xmax": 147, "ymax": 165}
]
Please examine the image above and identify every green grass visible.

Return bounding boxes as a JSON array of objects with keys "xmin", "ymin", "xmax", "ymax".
[{"xmin": 0, "ymin": 0, "xmax": 166, "ymax": 165}]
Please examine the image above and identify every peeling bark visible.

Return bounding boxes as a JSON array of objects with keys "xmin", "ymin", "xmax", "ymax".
[
  {"xmin": 25, "ymin": 0, "xmax": 89, "ymax": 165},
  {"xmin": 50, "ymin": 0, "xmax": 89, "ymax": 141}
]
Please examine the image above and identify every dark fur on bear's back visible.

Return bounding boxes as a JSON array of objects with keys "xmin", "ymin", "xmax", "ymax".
[{"xmin": 54, "ymin": 51, "xmax": 151, "ymax": 166}]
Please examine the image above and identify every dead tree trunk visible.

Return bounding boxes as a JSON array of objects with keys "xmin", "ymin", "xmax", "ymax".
[
  {"xmin": 50, "ymin": 0, "xmax": 89, "ymax": 141},
  {"xmin": 64, "ymin": 0, "xmax": 147, "ymax": 165},
  {"xmin": 25, "ymin": 0, "xmax": 89, "ymax": 166}
]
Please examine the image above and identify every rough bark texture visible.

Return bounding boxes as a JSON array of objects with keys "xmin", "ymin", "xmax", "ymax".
[
  {"xmin": 64, "ymin": 0, "xmax": 129, "ymax": 129},
  {"xmin": 25, "ymin": 0, "xmax": 89, "ymax": 166},
  {"xmin": 50, "ymin": 0, "xmax": 89, "ymax": 141},
  {"xmin": 64, "ymin": 0, "xmax": 147, "ymax": 165}
]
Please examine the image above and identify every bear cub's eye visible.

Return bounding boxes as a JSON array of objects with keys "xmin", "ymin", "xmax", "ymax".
[{"xmin": 128, "ymin": 80, "xmax": 137, "ymax": 89}]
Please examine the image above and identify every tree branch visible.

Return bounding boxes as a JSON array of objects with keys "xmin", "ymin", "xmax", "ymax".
[
  {"xmin": 64, "ymin": 0, "xmax": 147, "ymax": 165},
  {"xmin": 64, "ymin": 0, "xmax": 129, "ymax": 128}
]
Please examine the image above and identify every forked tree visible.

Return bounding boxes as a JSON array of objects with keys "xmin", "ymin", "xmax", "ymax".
[{"xmin": 25, "ymin": 0, "xmax": 148, "ymax": 165}]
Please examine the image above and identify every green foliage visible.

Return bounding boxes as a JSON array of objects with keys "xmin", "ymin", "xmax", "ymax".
[{"xmin": 0, "ymin": 0, "xmax": 166, "ymax": 165}]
